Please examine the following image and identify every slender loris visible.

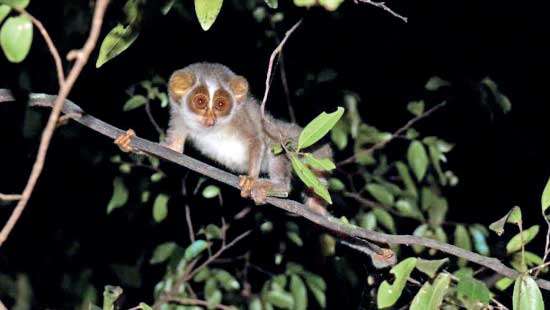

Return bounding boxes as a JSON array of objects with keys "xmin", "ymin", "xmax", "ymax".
[{"xmin": 162, "ymin": 62, "xmax": 331, "ymax": 212}]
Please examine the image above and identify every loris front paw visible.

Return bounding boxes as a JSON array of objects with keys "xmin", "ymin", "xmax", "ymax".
[{"xmin": 239, "ymin": 176, "xmax": 254, "ymax": 198}]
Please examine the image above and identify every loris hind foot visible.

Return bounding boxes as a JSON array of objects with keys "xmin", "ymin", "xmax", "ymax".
[
  {"xmin": 239, "ymin": 176, "xmax": 274, "ymax": 205},
  {"xmin": 114, "ymin": 129, "xmax": 137, "ymax": 153}
]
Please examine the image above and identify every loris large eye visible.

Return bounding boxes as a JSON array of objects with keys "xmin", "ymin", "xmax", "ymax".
[
  {"xmin": 214, "ymin": 98, "xmax": 227, "ymax": 111},
  {"xmin": 193, "ymin": 94, "xmax": 208, "ymax": 109}
]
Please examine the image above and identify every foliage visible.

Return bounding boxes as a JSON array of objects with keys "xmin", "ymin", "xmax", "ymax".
[{"xmin": 1, "ymin": 0, "xmax": 549, "ymax": 309}]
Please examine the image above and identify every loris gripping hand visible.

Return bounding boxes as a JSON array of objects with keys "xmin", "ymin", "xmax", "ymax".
[{"xmin": 163, "ymin": 62, "xmax": 331, "ymax": 210}]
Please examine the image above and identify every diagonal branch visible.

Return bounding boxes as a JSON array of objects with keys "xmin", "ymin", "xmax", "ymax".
[{"xmin": 1, "ymin": 89, "xmax": 548, "ymax": 291}]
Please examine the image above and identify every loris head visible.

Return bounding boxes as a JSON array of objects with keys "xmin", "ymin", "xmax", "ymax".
[{"xmin": 168, "ymin": 63, "xmax": 249, "ymax": 130}]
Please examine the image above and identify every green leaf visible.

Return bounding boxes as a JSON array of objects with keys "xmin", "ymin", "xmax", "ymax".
[
  {"xmin": 428, "ymin": 196, "xmax": 448, "ymax": 227},
  {"xmin": 0, "ymin": 0, "xmax": 29, "ymax": 9},
  {"xmin": 513, "ymin": 275, "xmax": 544, "ymax": 310},
  {"xmin": 455, "ymin": 270, "xmax": 491, "ymax": 304},
  {"xmin": 214, "ymin": 269, "xmax": 240, "ymax": 291},
  {"xmin": 153, "ymin": 194, "xmax": 169, "ymax": 223},
  {"xmin": 103, "ymin": 286, "xmax": 123, "ymax": 310},
  {"xmin": 290, "ymin": 155, "xmax": 332, "ymax": 204},
  {"xmin": 489, "ymin": 206, "xmax": 522, "ymax": 236},
  {"xmin": 415, "ymin": 258, "xmax": 449, "ymax": 278},
  {"xmin": 410, "ymin": 274, "xmax": 451, "ymax": 310},
  {"xmin": 287, "ymin": 232, "xmax": 303, "ymax": 247},
  {"xmin": 412, "ymin": 224, "xmax": 429, "ymax": 253},
  {"xmin": 330, "ymin": 120, "xmax": 348, "ymax": 150},
  {"xmin": 358, "ymin": 212, "xmax": 377, "ymax": 230},
  {"xmin": 161, "ymin": 0, "xmax": 176, "ymax": 15},
  {"xmin": 506, "ymin": 225, "xmax": 540, "ymax": 254},
  {"xmin": 297, "ymin": 107, "xmax": 344, "ymax": 150},
  {"xmin": 0, "ymin": 15, "xmax": 32, "ymax": 63},
  {"xmin": 184, "ymin": 240, "xmax": 209, "ymax": 260},
  {"xmin": 407, "ymin": 141, "xmax": 429, "ymax": 181},
  {"xmin": 107, "ymin": 177, "xmax": 128, "ymax": 214},
  {"xmin": 303, "ymin": 153, "xmax": 335, "ymax": 171},
  {"xmin": 318, "ymin": 0, "xmax": 344, "ymax": 11},
  {"xmin": 469, "ymin": 225, "xmax": 489, "ymax": 256},
  {"xmin": 249, "ymin": 297, "xmax": 262, "ymax": 310},
  {"xmin": 96, "ymin": 23, "xmax": 139, "ymax": 68},
  {"xmin": 290, "ymin": 275, "xmax": 307, "ymax": 310},
  {"xmin": 328, "ymin": 178, "xmax": 345, "ymax": 191},
  {"xmin": 454, "ymin": 225, "xmax": 472, "ymax": 251},
  {"xmin": 150, "ymin": 172, "xmax": 163, "ymax": 183},
  {"xmin": 264, "ymin": 0, "xmax": 278, "ymax": 9},
  {"xmin": 194, "ymin": 0, "xmax": 223, "ymax": 31},
  {"xmin": 366, "ymin": 183, "xmax": 394, "ymax": 206},
  {"xmin": 407, "ymin": 100, "xmax": 425, "ymax": 117},
  {"xmin": 395, "ymin": 199, "xmax": 423, "ymax": 221},
  {"xmin": 541, "ymin": 177, "xmax": 550, "ymax": 213},
  {"xmin": 266, "ymin": 290, "xmax": 294, "ymax": 309},
  {"xmin": 123, "ymin": 95, "xmax": 147, "ymax": 111},
  {"xmin": 203, "ymin": 224, "xmax": 222, "ymax": 240},
  {"xmin": 303, "ymin": 272, "xmax": 326, "ymax": 308},
  {"xmin": 137, "ymin": 303, "xmax": 152, "ymax": 310},
  {"xmin": 206, "ymin": 289, "xmax": 222, "ymax": 309},
  {"xmin": 150, "ymin": 242, "xmax": 178, "ymax": 264},
  {"xmin": 395, "ymin": 161, "xmax": 417, "ymax": 197},
  {"xmin": 376, "ymin": 257, "xmax": 417, "ymax": 308},
  {"xmin": 425, "ymin": 76, "xmax": 450, "ymax": 91},
  {"xmin": 0, "ymin": 5, "xmax": 10, "ymax": 24},
  {"xmin": 202, "ymin": 185, "xmax": 220, "ymax": 199},
  {"xmin": 293, "ymin": 0, "xmax": 316, "ymax": 8},
  {"xmin": 495, "ymin": 277, "xmax": 514, "ymax": 291},
  {"xmin": 373, "ymin": 209, "xmax": 395, "ymax": 233}
]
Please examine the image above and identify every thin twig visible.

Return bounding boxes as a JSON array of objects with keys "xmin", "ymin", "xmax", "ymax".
[
  {"xmin": 0, "ymin": 194, "xmax": 22, "ymax": 201},
  {"xmin": 260, "ymin": 20, "xmax": 302, "ymax": 118},
  {"xmin": 0, "ymin": 0, "xmax": 110, "ymax": 247},
  {"xmin": 270, "ymin": 21, "xmax": 296, "ymax": 123},
  {"xmin": 184, "ymin": 230, "xmax": 252, "ymax": 281},
  {"xmin": 354, "ymin": 0, "xmax": 408, "ymax": 23},
  {"xmin": 185, "ymin": 205, "xmax": 195, "ymax": 243},
  {"xmin": 13, "ymin": 7, "xmax": 65, "ymax": 87},
  {"xmin": 337, "ymin": 101, "xmax": 447, "ymax": 166},
  {"xmin": 3, "ymin": 92, "xmax": 550, "ymax": 291},
  {"xmin": 145, "ymin": 102, "xmax": 164, "ymax": 137}
]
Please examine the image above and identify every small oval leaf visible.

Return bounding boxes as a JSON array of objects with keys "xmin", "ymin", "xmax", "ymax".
[
  {"xmin": 407, "ymin": 141, "xmax": 429, "ymax": 181},
  {"xmin": 298, "ymin": 107, "xmax": 344, "ymax": 150},
  {"xmin": 153, "ymin": 194, "xmax": 169, "ymax": 222},
  {"xmin": 184, "ymin": 240, "xmax": 209, "ymax": 261},
  {"xmin": 96, "ymin": 23, "xmax": 139, "ymax": 68},
  {"xmin": 0, "ymin": 15, "xmax": 32, "ymax": 63},
  {"xmin": 194, "ymin": 0, "xmax": 223, "ymax": 31}
]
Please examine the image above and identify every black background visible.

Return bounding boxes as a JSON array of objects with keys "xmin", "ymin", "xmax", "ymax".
[{"xmin": 1, "ymin": 0, "xmax": 550, "ymax": 307}]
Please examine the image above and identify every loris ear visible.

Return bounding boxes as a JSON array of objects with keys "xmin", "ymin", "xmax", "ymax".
[
  {"xmin": 169, "ymin": 71, "xmax": 196, "ymax": 101},
  {"xmin": 229, "ymin": 75, "xmax": 249, "ymax": 103}
]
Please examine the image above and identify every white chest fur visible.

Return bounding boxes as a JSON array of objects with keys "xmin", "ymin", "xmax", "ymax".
[{"xmin": 190, "ymin": 128, "xmax": 249, "ymax": 173}]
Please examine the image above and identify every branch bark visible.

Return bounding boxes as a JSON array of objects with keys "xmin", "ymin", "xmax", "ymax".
[{"xmin": 1, "ymin": 89, "xmax": 548, "ymax": 291}]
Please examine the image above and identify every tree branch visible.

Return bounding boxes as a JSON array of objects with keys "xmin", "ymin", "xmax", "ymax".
[
  {"xmin": 1, "ymin": 90, "xmax": 548, "ymax": 291},
  {"xmin": 0, "ymin": 0, "xmax": 110, "ymax": 247}
]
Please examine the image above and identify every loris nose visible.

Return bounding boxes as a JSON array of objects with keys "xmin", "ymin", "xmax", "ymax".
[{"xmin": 204, "ymin": 117, "xmax": 216, "ymax": 127}]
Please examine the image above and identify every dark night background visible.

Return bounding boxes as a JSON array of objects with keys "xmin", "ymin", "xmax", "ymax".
[{"xmin": 1, "ymin": 0, "xmax": 550, "ymax": 308}]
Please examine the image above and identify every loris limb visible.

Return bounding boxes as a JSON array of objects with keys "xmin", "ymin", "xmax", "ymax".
[{"xmin": 162, "ymin": 110, "xmax": 188, "ymax": 153}]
